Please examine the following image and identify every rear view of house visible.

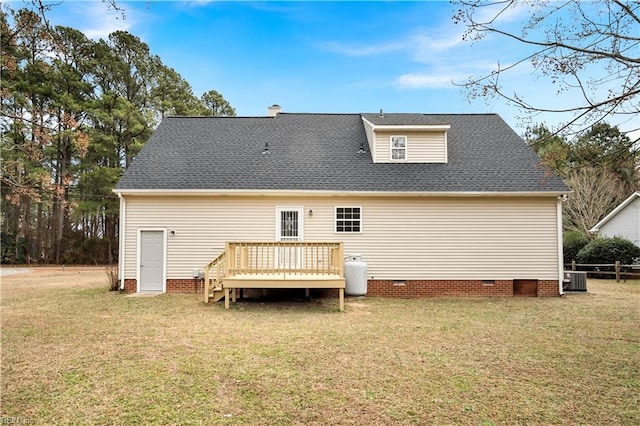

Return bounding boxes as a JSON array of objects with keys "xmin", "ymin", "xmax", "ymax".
[{"xmin": 114, "ymin": 106, "xmax": 568, "ymax": 304}]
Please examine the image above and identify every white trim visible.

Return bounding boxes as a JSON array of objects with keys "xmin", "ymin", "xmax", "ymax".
[
  {"xmin": 117, "ymin": 193, "xmax": 126, "ymax": 290},
  {"xmin": 275, "ymin": 206, "xmax": 304, "ymax": 241},
  {"xmin": 374, "ymin": 124, "xmax": 451, "ymax": 131},
  {"xmin": 443, "ymin": 129, "xmax": 449, "ymax": 164},
  {"xmin": 590, "ymin": 191, "xmax": 640, "ymax": 232},
  {"xmin": 361, "ymin": 116, "xmax": 451, "ymax": 131},
  {"xmin": 113, "ymin": 189, "xmax": 568, "ymax": 198},
  {"xmin": 390, "ymin": 135, "xmax": 407, "ymax": 162},
  {"xmin": 557, "ymin": 197, "xmax": 564, "ymax": 295},
  {"xmin": 136, "ymin": 228, "xmax": 167, "ymax": 293},
  {"xmin": 335, "ymin": 206, "xmax": 363, "ymax": 234}
]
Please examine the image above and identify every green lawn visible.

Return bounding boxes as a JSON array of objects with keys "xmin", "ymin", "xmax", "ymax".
[{"xmin": 1, "ymin": 268, "xmax": 639, "ymax": 425}]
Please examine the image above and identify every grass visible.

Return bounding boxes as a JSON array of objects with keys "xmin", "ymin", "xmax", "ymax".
[{"xmin": 1, "ymin": 267, "xmax": 639, "ymax": 425}]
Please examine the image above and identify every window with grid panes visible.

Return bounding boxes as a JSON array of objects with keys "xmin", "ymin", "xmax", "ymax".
[
  {"xmin": 336, "ymin": 207, "xmax": 361, "ymax": 233},
  {"xmin": 390, "ymin": 136, "xmax": 407, "ymax": 160}
]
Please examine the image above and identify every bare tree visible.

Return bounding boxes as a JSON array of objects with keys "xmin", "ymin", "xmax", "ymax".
[
  {"xmin": 454, "ymin": 0, "xmax": 639, "ymax": 142},
  {"xmin": 563, "ymin": 167, "xmax": 627, "ymax": 235}
]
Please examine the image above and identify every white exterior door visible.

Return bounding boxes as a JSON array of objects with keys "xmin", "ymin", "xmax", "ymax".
[
  {"xmin": 276, "ymin": 207, "xmax": 303, "ymax": 242},
  {"xmin": 275, "ymin": 207, "xmax": 303, "ymax": 270},
  {"xmin": 139, "ymin": 230, "xmax": 165, "ymax": 292}
]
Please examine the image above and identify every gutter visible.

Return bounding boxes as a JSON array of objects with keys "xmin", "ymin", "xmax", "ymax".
[
  {"xmin": 557, "ymin": 196, "xmax": 564, "ymax": 295},
  {"xmin": 112, "ymin": 188, "xmax": 568, "ymax": 198},
  {"xmin": 117, "ymin": 192, "xmax": 126, "ymax": 291}
]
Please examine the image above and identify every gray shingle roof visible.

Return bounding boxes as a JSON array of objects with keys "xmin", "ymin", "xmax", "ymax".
[{"xmin": 115, "ymin": 113, "xmax": 568, "ymax": 193}]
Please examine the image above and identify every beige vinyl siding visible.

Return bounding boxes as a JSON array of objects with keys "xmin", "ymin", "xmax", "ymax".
[
  {"xmin": 374, "ymin": 131, "xmax": 447, "ymax": 163},
  {"xmin": 599, "ymin": 197, "xmax": 640, "ymax": 245},
  {"xmin": 123, "ymin": 195, "xmax": 559, "ymax": 281}
]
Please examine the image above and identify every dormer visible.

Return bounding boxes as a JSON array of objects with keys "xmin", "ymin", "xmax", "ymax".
[{"xmin": 361, "ymin": 113, "xmax": 450, "ymax": 163}]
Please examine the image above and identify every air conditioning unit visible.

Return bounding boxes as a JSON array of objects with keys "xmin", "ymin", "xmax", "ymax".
[{"xmin": 563, "ymin": 271, "xmax": 587, "ymax": 291}]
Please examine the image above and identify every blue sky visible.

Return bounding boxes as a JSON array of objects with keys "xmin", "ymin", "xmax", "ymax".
[{"xmin": 27, "ymin": 1, "xmax": 638, "ymax": 137}]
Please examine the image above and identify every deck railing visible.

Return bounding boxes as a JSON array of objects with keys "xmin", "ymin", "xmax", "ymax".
[
  {"xmin": 204, "ymin": 241, "xmax": 345, "ymax": 308},
  {"xmin": 225, "ymin": 241, "xmax": 344, "ymax": 277},
  {"xmin": 203, "ymin": 251, "xmax": 226, "ymax": 303}
]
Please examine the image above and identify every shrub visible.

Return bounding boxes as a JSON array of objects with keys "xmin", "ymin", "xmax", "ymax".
[
  {"xmin": 105, "ymin": 265, "xmax": 120, "ymax": 291},
  {"xmin": 563, "ymin": 231, "xmax": 590, "ymax": 264},
  {"xmin": 576, "ymin": 237, "xmax": 640, "ymax": 265}
]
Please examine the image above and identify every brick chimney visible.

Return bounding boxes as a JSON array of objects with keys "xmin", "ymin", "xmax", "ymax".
[{"xmin": 267, "ymin": 104, "xmax": 282, "ymax": 117}]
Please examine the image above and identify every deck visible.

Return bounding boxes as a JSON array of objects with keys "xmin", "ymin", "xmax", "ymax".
[{"xmin": 204, "ymin": 241, "xmax": 346, "ymax": 311}]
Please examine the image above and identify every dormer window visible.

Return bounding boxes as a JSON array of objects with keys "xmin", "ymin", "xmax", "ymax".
[
  {"xmin": 390, "ymin": 136, "xmax": 407, "ymax": 161},
  {"xmin": 361, "ymin": 116, "xmax": 450, "ymax": 163}
]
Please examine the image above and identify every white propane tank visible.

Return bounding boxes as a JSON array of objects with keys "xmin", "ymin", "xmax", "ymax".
[{"xmin": 344, "ymin": 254, "xmax": 367, "ymax": 296}]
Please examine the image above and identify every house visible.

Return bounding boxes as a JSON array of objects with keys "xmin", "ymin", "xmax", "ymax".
[
  {"xmin": 114, "ymin": 106, "xmax": 568, "ymax": 304},
  {"xmin": 590, "ymin": 192, "xmax": 640, "ymax": 245}
]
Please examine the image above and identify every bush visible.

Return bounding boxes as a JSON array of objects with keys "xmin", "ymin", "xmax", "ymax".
[
  {"xmin": 563, "ymin": 231, "xmax": 590, "ymax": 264},
  {"xmin": 105, "ymin": 265, "xmax": 120, "ymax": 291},
  {"xmin": 576, "ymin": 237, "xmax": 640, "ymax": 265}
]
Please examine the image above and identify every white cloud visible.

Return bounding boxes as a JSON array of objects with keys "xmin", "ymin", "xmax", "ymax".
[
  {"xmin": 411, "ymin": 31, "xmax": 464, "ymax": 55},
  {"xmin": 396, "ymin": 70, "xmax": 473, "ymax": 89},
  {"xmin": 68, "ymin": 2, "xmax": 136, "ymax": 40},
  {"xmin": 319, "ymin": 40, "xmax": 406, "ymax": 57},
  {"xmin": 474, "ymin": 1, "xmax": 532, "ymax": 26},
  {"xmin": 396, "ymin": 73, "xmax": 455, "ymax": 89}
]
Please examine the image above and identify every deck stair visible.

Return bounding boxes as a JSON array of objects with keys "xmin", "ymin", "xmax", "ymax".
[
  {"xmin": 204, "ymin": 251, "xmax": 226, "ymax": 304},
  {"xmin": 203, "ymin": 241, "xmax": 346, "ymax": 311}
]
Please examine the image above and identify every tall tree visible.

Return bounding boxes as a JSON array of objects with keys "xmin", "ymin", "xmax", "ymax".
[
  {"xmin": 47, "ymin": 26, "xmax": 94, "ymax": 262},
  {"xmin": 1, "ymin": 8, "xmax": 55, "ymax": 262},
  {"xmin": 527, "ymin": 121, "xmax": 637, "ymax": 236},
  {"xmin": 570, "ymin": 123, "xmax": 636, "ymax": 191},
  {"xmin": 1, "ymin": 5, "xmax": 237, "ymax": 264},
  {"xmin": 200, "ymin": 89, "xmax": 236, "ymax": 117},
  {"xmin": 152, "ymin": 65, "xmax": 204, "ymax": 117},
  {"xmin": 563, "ymin": 168, "xmax": 627, "ymax": 236},
  {"xmin": 454, "ymin": 0, "xmax": 639, "ymax": 142},
  {"xmin": 525, "ymin": 124, "xmax": 571, "ymax": 177}
]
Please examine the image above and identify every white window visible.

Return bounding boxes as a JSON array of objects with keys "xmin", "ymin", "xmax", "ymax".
[
  {"xmin": 336, "ymin": 207, "xmax": 361, "ymax": 233},
  {"xmin": 390, "ymin": 136, "xmax": 407, "ymax": 160}
]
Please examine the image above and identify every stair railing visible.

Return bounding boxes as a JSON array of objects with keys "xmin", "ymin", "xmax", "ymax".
[{"xmin": 203, "ymin": 250, "xmax": 226, "ymax": 303}]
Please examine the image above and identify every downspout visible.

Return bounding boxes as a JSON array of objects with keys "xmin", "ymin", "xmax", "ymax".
[
  {"xmin": 557, "ymin": 196, "xmax": 565, "ymax": 295},
  {"xmin": 117, "ymin": 193, "xmax": 126, "ymax": 291}
]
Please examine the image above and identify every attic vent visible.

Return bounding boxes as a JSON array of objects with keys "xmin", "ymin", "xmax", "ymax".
[
  {"xmin": 262, "ymin": 142, "xmax": 271, "ymax": 155},
  {"xmin": 379, "ymin": 108, "xmax": 384, "ymax": 118}
]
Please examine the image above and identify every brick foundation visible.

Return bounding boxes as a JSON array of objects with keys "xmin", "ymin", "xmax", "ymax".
[
  {"xmin": 123, "ymin": 279, "xmax": 136, "ymax": 293},
  {"xmin": 121, "ymin": 278, "xmax": 560, "ymax": 297},
  {"xmin": 121, "ymin": 278, "xmax": 204, "ymax": 294},
  {"xmin": 166, "ymin": 278, "xmax": 204, "ymax": 293},
  {"xmin": 367, "ymin": 279, "xmax": 560, "ymax": 298},
  {"xmin": 537, "ymin": 280, "xmax": 561, "ymax": 297}
]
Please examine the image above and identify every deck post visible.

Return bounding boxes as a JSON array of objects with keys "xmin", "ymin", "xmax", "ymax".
[
  {"xmin": 337, "ymin": 243, "xmax": 344, "ymax": 277},
  {"xmin": 339, "ymin": 288, "xmax": 344, "ymax": 312},
  {"xmin": 224, "ymin": 287, "xmax": 230, "ymax": 309}
]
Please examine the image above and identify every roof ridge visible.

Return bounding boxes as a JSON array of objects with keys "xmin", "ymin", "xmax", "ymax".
[{"xmin": 164, "ymin": 115, "xmax": 272, "ymax": 119}]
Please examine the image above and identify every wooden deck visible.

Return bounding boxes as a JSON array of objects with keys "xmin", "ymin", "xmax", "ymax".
[{"xmin": 204, "ymin": 241, "xmax": 346, "ymax": 311}]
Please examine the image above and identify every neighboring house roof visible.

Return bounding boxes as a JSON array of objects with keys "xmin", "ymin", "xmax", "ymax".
[
  {"xmin": 115, "ymin": 112, "xmax": 568, "ymax": 194},
  {"xmin": 590, "ymin": 192, "xmax": 640, "ymax": 232}
]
